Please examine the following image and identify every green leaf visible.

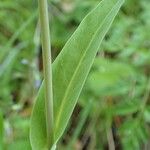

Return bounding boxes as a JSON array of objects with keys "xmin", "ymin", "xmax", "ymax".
[
  {"xmin": 144, "ymin": 106, "xmax": 150, "ymax": 123},
  {"xmin": 30, "ymin": 0, "xmax": 124, "ymax": 149},
  {"xmin": 112, "ymin": 100, "xmax": 140, "ymax": 116},
  {"xmin": 0, "ymin": 111, "xmax": 4, "ymax": 150},
  {"xmin": 7, "ymin": 140, "xmax": 31, "ymax": 150},
  {"xmin": 86, "ymin": 58, "xmax": 135, "ymax": 96}
]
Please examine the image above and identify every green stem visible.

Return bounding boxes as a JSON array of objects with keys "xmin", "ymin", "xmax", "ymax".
[{"xmin": 38, "ymin": 0, "xmax": 53, "ymax": 147}]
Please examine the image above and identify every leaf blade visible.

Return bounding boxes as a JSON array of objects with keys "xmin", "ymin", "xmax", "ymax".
[
  {"xmin": 30, "ymin": 0, "xmax": 124, "ymax": 149},
  {"xmin": 53, "ymin": 0, "xmax": 124, "ymax": 142},
  {"xmin": 0, "ymin": 111, "xmax": 4, "ymax": 150}
]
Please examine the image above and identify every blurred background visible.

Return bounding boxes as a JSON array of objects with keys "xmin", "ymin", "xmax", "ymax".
[{"xmin": 0, "ymin": 0, "xmax": 150, "ymax": 149}]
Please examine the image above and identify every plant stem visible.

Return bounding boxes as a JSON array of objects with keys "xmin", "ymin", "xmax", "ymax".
[
  {"xmin": 38, "ymin": 0, "xmax": 53, "ymax": 147},
  {"xmin": 107, "ymin": 127, "xmax": 115, "ymax": 150}
]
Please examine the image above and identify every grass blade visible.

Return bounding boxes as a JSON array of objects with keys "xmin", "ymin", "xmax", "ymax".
[{"xmin": 0, "ymin": 111, "xmax": 4, "ymax": 150}]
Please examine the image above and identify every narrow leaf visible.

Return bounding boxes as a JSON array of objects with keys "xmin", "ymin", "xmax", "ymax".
[
  {"xmin": 0, "ymin": 111, "xmax": 4, "ymax": 150},
  {"xmin": 30, "ymin": 0, "xmax": 124, "ymax": 149}
]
